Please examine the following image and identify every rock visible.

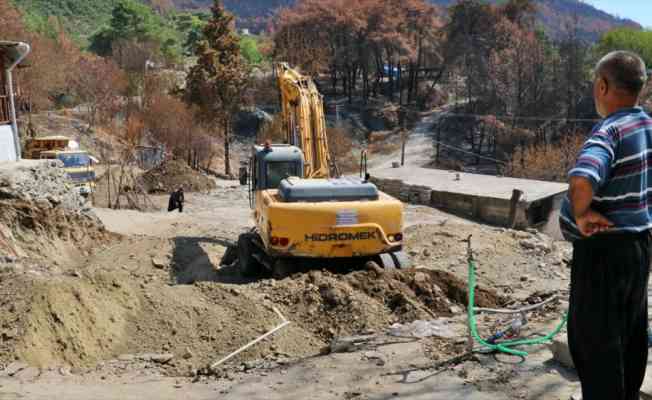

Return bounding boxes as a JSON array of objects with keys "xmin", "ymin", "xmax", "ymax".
[
  {"xmin": 519, "ymin": 239, "xmax": 537, "ymax": 250},
  {"xmin": 519, "ymin": 238, "xmax": 551, "ymax": 254},
  {"xmin": 2, "ymin": 328, "xmax": 16, "ymax": 340},
  {"xmin": 3, "ymin": 361, "xmax": 28, "ymax": 376},
  {"xmin": 59, "ymin": 366, "xmax": 72, "ymax": 376},
  {"xmin": 15, "ymin": 366, "xmax": 40, "ymax": 381},
  {"xmin": 151, "ymin": 258, "xmax": 167, "ymax": 269},
  {"xmin": 413, "ymin": 272, "xmax": 428, "ymax": 283},
  {"xmin": 137, "ymin": 353, "xmax": 174, "ymax": 364},
  {"xmin": 449, "ymin": 305, "xmax": 462, "ymax": 314},
  {"xmin": 520, "ymin": 275, "xmax": 529, "ymax": 282},
  {"xmin": 570, "ymin": 390, "xmax": 582, "ymax": 400},
  {"xmin": 549, "ymin": 337, "xmax": 574, "ymax": 369},
  {"xmin": 422, "ymin": 248, "xmax": 431, "ymax": 257},
  {"xmin": 183, "ymin": 348, "xmax": 194, "ymax": 360},
  {"xmin": 150, "ymin": 353, "xmax": 174, "ymax": 364},
  {"xmin": 243, "ymin": 361, "xmax": 259, "ymax": 371},
  {"xmin": 118, "ymin": 354, "xmax": 136, "ymax": 362}
]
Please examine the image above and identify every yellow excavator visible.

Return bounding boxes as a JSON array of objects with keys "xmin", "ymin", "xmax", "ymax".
[{"xmin": 238, "ymin": 63, "xmax": 408, "ymax": 277}]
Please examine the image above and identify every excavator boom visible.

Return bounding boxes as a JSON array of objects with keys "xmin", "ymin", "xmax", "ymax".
[{"xmin": 276, "ymin": 62, "xmax": 337, "ymax": 178}]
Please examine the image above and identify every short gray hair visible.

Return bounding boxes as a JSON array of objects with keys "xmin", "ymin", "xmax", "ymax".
[{"xmin": 595, "ymin": 51, "xmax": 648, "ymax": 96}]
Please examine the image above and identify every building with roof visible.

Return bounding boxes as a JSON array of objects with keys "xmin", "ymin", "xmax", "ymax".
[{"xmin": 0, "ymin": 41, "xmax": 30, "ymax": 162}]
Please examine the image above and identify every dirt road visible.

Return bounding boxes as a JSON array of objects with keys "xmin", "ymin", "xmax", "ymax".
[
  {"xmin": 367, "ymin": 111, "xmax": 440, "ymax": 171},
  {"xmin": 0, "ymin": 177, "xmax": 584, "ymax": 399}
]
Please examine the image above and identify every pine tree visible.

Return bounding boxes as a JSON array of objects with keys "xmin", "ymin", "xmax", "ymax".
[{"xmin": 185, "ymin": 0, "xmax": 248, "ymax": 176}]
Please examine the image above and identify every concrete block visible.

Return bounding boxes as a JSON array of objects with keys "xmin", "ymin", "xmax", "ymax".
[{"xmin": 549, "ymin": 336, "xmax": 574, "ymax": 369}]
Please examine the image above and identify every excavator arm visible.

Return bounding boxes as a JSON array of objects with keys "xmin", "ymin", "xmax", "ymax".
[{"xmin": 275, "ymin": 62, "xmax": 338, "ymax": 179}]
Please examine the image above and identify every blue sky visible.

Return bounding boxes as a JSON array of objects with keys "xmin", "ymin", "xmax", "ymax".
[{"xmin": 586, "ymin": 1, "xmax": 652, "ymax": 28}]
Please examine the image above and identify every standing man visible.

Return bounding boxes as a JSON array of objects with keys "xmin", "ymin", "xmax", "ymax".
[
  {"xmin": 176, "ymin": 187, "xmax": 184, "ymax": 213},
  {"xmin": 559, "ymin": 51, "xmax": 652, "ymax": 400},
  {"xmin": 168, "ymin": 187, "xmax": 185, "ymax": 213}
]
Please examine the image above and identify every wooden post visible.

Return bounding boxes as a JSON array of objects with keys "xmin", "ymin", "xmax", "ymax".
[
  {"xmin": 436, "ymin": 121, "xmax": 441, "ymax": 164},
  {"xmin": 508, "ymin": 189, "xmax": 524, "ymax": 229}
]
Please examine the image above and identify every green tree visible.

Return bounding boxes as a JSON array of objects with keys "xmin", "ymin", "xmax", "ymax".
[
  {"xmin": 184, "ymin": 0, "xmax": 249, "ymax": 176},
  {"xmin": 89, "ymin": 0, "xmax": 180, "ymax": 63},
  {"xmin": 239, "ymin": 35, "xmax": 263, "ymax": 65},
  {"xmin": 173, "ymin": 12, "xmax": 208, "ymax": 55},
  {"xmin": 598, "ymin": 28, "xmax": 652, "ymax": 67}
]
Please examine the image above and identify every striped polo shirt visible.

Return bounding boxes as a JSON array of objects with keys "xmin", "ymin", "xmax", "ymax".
[{"xmin": 559, "ymin": 107, "xmax": 652, "ymax": 241}]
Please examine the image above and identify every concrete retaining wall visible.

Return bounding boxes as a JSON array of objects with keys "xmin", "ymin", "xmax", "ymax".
[{"xmin": 371, "ymin": 176, "xmax": 563, "ymax": 229}]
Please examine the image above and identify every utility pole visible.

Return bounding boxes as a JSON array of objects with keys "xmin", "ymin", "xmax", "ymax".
[
  {"xmin": 401, "ymin": 132, "xmax": 406, "ymax": 166},
  {"xmin": 399, "ymin": 106, "xmax": 407, "ymax": 166}
]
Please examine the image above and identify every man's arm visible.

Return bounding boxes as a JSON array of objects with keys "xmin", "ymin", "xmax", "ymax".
[
  {"xmin": 569, "ymin": 176, "xmax": 613, "ymax": 236},
  {"xmin": 569, "ymin": 176, "xmax": 594, "ymax": 218}
]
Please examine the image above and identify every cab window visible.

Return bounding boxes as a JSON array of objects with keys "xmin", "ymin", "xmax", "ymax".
[
  {"xmin": 266, "ymin": 162, "xmax": 298, "ymax": 189},
  {"xmin": 57, "ymin": 153, "xmax": 90, "ymax": 168}
]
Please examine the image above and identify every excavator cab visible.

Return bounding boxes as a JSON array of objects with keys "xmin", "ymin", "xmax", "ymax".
[{"xmin": 248, "ymin": 143, "xmax": 304, "ymax": 207}]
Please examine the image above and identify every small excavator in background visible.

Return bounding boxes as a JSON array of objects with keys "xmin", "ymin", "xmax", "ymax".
[{"xmin": 237, "ymin": 62, "xmax": 409, "ymax": 277}]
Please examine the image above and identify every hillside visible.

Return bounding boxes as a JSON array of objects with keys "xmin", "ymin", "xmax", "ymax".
[
  {"xmin": 11, "ymin": 0, "xmax": 119, "ymax": 40},
  {"xmin": 186, "ymin": 0, "xmax": 641, "ymax": 41},
  {"xmin": 176, "ymin": 0, "xmax": 292, "ymax": 17},
  {"xmin": 11, "ymin": 0, "xmax": 641, "ymax": 43}
]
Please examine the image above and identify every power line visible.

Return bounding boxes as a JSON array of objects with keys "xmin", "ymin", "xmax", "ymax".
[
  {"xmin": 430, "ymin": 138, "xmax": 508, "ymax": 165},
  {"xmin": 392, "ymin": 102, "xmax": 602, "ymax": 123},
  {"xmin": 434, "ymin": 112, "xmax": 600, "ymax": 123}
]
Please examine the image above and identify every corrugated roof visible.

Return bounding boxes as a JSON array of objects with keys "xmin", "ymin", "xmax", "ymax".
[{"xmin": 0, "ymin": 41, "xmax": 30, "ymax": 68}]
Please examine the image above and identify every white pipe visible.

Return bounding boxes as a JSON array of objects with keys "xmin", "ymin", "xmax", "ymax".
[
  {"xmin": 4, "ymin": 42, "xmax": 31, "ymax": 161},
  {"xmin": 475, "ymin": 295, "xmax": 559, "ymax": 315},
  {"xmin": 210, "ymin": 307, "xmax": 290, "ymax": 370}
]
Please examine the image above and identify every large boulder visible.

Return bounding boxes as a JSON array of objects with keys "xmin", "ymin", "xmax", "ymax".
[{"xmin": 234, "ymin": 108, "xmax": 273, "ymax": 137}]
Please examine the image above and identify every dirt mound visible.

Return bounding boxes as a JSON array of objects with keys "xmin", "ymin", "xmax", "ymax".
[
  {"xmin": 93, "ymin": 165, "xmax": 158, "ymax": 211},
  {"xmin": 256, "ymin": 268, "xmax": 501, "ymax": 340},
  {"xmin": 0, "ymin": 160, "xmax": 115, "ymax": 265},
  {"xmin": 140, "ymin": 160, "xmax": 217, "ymax": 194}
]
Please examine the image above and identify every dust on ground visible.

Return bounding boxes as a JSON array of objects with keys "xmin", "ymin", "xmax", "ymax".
[{"xmin": 0, "ymin": 160, "xmax": 579, "ymax": 399}]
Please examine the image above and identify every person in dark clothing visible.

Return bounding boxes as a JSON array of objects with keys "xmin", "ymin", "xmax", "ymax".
[
  {"xmin": 168, "ymin": 187, "xmax": 184, "ymax": 213},
  {"xmin": 559, "ymin": 51, "xmax": 651, "ymax": 400}
]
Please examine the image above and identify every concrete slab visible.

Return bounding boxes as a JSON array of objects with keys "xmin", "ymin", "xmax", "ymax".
[{"xmin": 371, "ymin": 166, "xmax": 568, "ymax": 203}]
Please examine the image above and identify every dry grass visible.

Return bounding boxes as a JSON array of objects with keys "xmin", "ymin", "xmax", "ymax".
[{"xmin": 507, "ymin": 134, "xmax": 585, "ymax": 182}]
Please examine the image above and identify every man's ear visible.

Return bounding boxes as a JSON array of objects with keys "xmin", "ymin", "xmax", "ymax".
[{"xmin": 599, "ymin": 77, "xmax": 609, "ymax": 96}]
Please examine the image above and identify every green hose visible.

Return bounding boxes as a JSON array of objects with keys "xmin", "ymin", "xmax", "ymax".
[{"xmin": 467, "ymin": 257, "xmax": 569, "ymax": 357}]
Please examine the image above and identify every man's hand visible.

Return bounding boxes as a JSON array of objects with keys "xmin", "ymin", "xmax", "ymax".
[{"xmin": 575, "ymin": 209, "xmax": 614, "ymax": 237}]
